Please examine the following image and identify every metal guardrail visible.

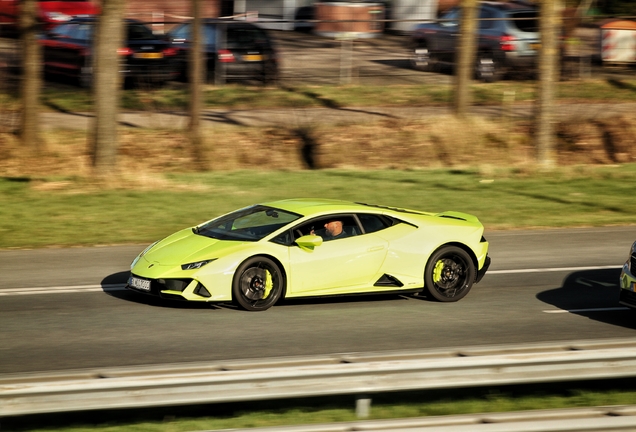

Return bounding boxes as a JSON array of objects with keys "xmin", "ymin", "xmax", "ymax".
[{"xmin": 3, "ymin": 338, "xmax": 636, "ymax": 417}]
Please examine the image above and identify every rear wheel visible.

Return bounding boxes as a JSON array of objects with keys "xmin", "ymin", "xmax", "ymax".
[
  {"xmin": 424, "ymin": 246, "xmax": 475, "ymax": 302},
  {"xmin": 232, "ymin": 257, "xmax": 284, "ymax": 311}
]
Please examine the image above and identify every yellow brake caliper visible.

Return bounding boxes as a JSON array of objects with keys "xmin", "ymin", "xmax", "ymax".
[
  {"xmin": 433, "ymin": 260, "xmax": 445, "ymax": 284},
  {"xmin": 262, "ymin": 269, "xmax": 273, "ymax": 299}
]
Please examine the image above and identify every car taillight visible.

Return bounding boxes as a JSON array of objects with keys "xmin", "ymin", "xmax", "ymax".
[
  {"xmin": 500, "ymin": 35, "xmax": 516, "ymax": 51},
  {"xmin": 162, "ymin": 47, "xmax": 178, "ymax": 56},
  {"xmin": 217, "ymin": 49, "xmax": 235, "ymax": 63},
  {"xmin": 117, "ymin": 47, "xmax": 133, "ymax": 56}
]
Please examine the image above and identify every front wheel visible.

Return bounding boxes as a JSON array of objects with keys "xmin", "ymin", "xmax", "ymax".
[
  {"xmin": 232, "ymin": 257, "xmax": 284, "ymax": 311},
  {"xmin": 424, "ymin": 246, "xmax": 475, "ymax": 302}
]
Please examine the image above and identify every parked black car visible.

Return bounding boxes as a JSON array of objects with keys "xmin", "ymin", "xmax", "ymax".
[
  {"xmin": 40, "ymin": 17, "xmax": 178, "ymax": 87},
  {"xmin": 409, "ymin": 0, "xmax": 540, "ymax": 82},
  {"xmin": 167, "ymin": 19, "xmax": 279, "ymax": 84}
]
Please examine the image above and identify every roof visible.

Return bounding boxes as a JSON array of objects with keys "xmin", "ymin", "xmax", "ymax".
[
  {"xmin": 263, "ymin": 198, "xmax": 362, "ymax": 216},
  {"xmin": 263, "ymin": 198, "xmax": 430, "ymax": 217}
]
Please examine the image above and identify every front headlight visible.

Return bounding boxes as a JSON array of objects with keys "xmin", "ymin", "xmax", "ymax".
[
  {"xmin": 181, "ymin": 259, "xmax": 216, "ymax": 271},
  {"xmin": 130, "ymin": 241, "xmax": 159, "ymax": 270},
  {"xmin": 628, "ymin": 241, "xmax": 636, "ymax": 272}
]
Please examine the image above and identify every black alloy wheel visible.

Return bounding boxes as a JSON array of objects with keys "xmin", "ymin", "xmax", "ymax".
[
  {"xmin": 232, "ymin": 256, "xmax": 284, "ymax": 311},
  {"xmin": 424, "ymin": 246, "xmax": 475, "ymax": 302}
]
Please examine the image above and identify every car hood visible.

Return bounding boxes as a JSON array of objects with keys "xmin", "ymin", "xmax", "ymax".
[{"xmin": 143, "ymin": 228, "xmax": 249, "ymax": 266}]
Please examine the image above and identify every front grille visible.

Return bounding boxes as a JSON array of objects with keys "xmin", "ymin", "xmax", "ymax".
[{"xmin": 630, "ymin": 253, "xmax": 636, "ymax": 271}]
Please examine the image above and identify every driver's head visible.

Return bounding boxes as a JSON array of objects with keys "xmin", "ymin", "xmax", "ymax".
[{"xmin": 324, "ymin": 220, "xmax": 343, "ymax": 237}]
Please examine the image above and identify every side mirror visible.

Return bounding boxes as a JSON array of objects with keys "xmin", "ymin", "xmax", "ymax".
[{"xmin": 295, "ymin": 234, "xmax": 323, "ymax": 251}]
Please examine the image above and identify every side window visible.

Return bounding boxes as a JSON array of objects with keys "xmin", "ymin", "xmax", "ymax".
[
  {"xmin": 293, "ymin": 215, "xmax": 360, "ymax": 242},
  {"xmin": 357, "ymin": 214, "xmax": 391, "ymax": 234},
  {"xmin": 170, "ymin": 24, "xmax": 191, "ymax": 42},
  {"xmin": 270, "ymin": 230, "xmax": 293, "ymax": 246},
  {"xmin": 441, "ymin": 9, "xmax": 460, "ymax": 27},
  {"xmin": 479, "ymin": 8, "xmax": 495, "ymax": 30},
  {"xmin": 203, "ymin": 25, "xmax": 217, "ymax": 45},
  {"xmin": 75, "ymin": 24, "xmax": 92, "ymax": 41},
  {"xmin": 50, "ymin": 23, "xmax": 75, "ymax": 39}
]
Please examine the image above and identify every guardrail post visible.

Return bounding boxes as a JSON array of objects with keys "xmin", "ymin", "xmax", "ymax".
[{"xmin": 355, "ymin": 395, "xmax": 371, "ymax": 418}]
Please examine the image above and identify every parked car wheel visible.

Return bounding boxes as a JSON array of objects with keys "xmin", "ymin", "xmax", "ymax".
[{"xmin": 424, "ymin": 246, "xmax": 475, "ymax": 302}]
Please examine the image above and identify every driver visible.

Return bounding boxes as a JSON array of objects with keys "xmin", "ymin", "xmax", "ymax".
[{"xmin": 312, "ymin": 219, "xmax": 349, "ymax": 241}]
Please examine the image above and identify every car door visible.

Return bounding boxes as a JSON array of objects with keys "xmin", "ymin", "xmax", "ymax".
[
  {"xmin": 286, "ymin": 214, "xmax": 389, "ymax": 296},
  {"xmin": 41, "ymin": 23, "xmax": 80, "ymax": 75}
]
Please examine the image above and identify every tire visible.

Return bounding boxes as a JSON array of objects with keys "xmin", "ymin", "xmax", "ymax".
[
  {"xmin": 424, "ymin": 246, "xmax": 475, "ymax": 302},
  {"xmin": 475, "ymin": 53, "xmax": 501, "ymax": 83},
  {"xmin": 232, "ymin": 257, "xmax": 284, "ymax": 311},
  {"xmin": 410, "ymin": 45, "xmax": 434, "ymax": 72}
]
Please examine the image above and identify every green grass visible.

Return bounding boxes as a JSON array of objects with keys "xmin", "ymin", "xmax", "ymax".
[
  {"xmin": 4, "ymin": 382, "xmax": 636, "ymax": 431},
  {"xmin": 1, "ymin": 165, "xmax": 635, "ymax": 249},
  {"xmin": 17, "ymin": 77, "xmax": 636, "ymax": 113}
]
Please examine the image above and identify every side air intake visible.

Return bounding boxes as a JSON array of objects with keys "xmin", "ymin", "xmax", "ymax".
[{"xmin": 374, "ymin": 274, "xmax": 404, "ymax": 287}]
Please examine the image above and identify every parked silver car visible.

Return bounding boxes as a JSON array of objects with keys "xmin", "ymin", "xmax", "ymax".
[{"xmin": 409, "ymin": 0, "xmax": 540, "ymax": 82}]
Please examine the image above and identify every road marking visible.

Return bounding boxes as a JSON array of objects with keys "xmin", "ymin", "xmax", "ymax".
[
  {"xmin": 543, "ymin": 307, "xmax": 630, "ymax": 314},
  {"xmin": 0, "ymin": 284, "xmax": 126, "ymax": 296},
  {"xmin": 489, "ymin": 265, "xmax": 621, "ymax": 275}
]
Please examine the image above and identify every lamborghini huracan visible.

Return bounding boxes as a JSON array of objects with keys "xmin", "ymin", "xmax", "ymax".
[{"xmin": 127, "ymin": 199, "xmax": 491, "ymax": 311}]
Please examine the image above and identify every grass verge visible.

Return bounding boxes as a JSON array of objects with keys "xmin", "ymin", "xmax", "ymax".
[
  {"xmin": 5, "ymin": 78, "xmax": 636, "ymax": 113},
  {"xmin": 1, "ymin": 165, "xmax": 635, "ymax": 249}
]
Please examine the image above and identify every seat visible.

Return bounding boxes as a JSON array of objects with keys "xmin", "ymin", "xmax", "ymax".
[{"xmin": 343, "ymin": 226, "xmax": 360, "ymax": 236}]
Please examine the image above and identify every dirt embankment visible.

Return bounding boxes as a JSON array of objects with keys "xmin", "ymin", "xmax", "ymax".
[{"xmin": 1, "ymin": 113, "xmax": 635, "ymax": 177}]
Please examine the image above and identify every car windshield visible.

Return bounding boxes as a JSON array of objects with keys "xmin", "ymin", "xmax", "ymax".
[{"xmin": 195, "ymin": 205, "xmax": 301, "ymax": 241}]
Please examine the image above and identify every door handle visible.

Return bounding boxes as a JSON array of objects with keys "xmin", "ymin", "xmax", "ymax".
[{"xmin": 367, "ymin": 245, "xmax": 385, "ymax": 252}]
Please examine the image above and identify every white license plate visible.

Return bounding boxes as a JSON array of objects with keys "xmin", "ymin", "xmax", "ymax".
[{"xmin": 129, "ymin": 276, "xmax": 151, "ymax": 291}]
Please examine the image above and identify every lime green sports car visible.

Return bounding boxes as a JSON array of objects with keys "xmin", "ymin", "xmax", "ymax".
[{"xmin": 127, "ymin": 199, "xmax": 491, "ymax": 311}]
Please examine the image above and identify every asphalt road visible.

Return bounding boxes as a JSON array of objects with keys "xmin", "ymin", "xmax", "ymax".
[{"xmin": 1, "ymin": 226, "xmax": 635, "ymax": 375}]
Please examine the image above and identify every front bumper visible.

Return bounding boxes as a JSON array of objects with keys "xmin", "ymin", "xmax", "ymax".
[
  {"xmin": 476, "ymin": 255, "xmax": 491, "ymax": 284},
  {"xmin": 126, "ymin": 274, "xmax": 213, "ymax": 301},
  {"xmin": 619, "ymin": 262, "xmax": 636, "ymax": 309}
]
